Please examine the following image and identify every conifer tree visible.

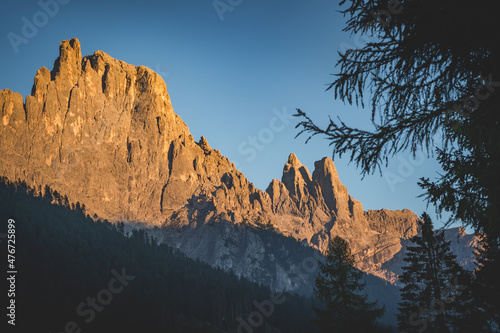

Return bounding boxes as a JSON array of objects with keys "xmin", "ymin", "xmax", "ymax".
[
  {"xmin": 294, "ymin": 0, "xmax": 500, "ymax": 242},
  {"xmin": 313, "ymin": 235, "xmax": 385, "ymax": 332},
  {"xmin": 398, "ymin": 213, "xmax": 469, "ymax": 333},
  {"xmin": 466, "ymin": 237, "xmax": 500, "ymax": 332}
]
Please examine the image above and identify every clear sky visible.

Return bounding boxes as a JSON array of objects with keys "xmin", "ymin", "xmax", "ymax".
[{"xmin": 0, "ymin": 0, "xmax": 467, "ymax": 231}]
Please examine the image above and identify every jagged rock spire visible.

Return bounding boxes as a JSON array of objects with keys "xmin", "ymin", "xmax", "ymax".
[
  {"xmin": 281, "ymin": 153, "xmax": 313, "ymax": 201},
  {"xmin": 52, "ymin": 38, "xmax": 82, "ymax": 84}
]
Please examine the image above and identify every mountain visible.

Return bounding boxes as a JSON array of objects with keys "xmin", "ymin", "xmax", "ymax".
[
  {"xmin": 0, "ymin": 38, "xmax": 477, "ymax": 298},
  {"xmin": 379, "ymin": 226, "xmax": 479, "ymax": 284}
]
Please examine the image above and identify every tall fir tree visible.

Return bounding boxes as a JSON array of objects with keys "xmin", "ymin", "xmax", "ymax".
[
  {"xmin": 398, "ymin": 213, "xmax": 470, "ymax": 333},
  {"xmin": 313, "ymin": 236, "xmax": 385, "ymax": 333},
  {"xmin": 294, "ymin": 0, "xmax": 500, "ymax": 324},
  {"xmin": 467, "ymin": 237, "xmax": 500, "ymax": 332}
]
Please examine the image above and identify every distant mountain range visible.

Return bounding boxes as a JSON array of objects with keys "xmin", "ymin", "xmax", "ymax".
[{"xmin": 0, "ymin": 38, "xmax": 477, "ymax": 312}]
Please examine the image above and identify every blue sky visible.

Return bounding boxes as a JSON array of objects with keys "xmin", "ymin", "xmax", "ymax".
[{"xmin": 0, "ymin": 0, "xmax": 466, "ymax": 231}]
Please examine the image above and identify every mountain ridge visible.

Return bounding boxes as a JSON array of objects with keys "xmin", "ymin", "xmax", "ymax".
[{"xmin": 0, "ymin": 38, "xmax": 474, "ymax": 284}]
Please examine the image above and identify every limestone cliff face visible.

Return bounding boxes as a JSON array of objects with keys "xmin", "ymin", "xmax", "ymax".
[
  {"xmin": 0, "ymin": 38, "xmax": 422, "ymax": 282},
  {"xmin": 0, "ymin": 38, "xmax": 269, "ymax": 227}
]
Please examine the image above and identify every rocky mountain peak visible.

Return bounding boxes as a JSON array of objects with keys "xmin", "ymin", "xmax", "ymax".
[
  {"xmin": 311, "ymin": 157, "xmax": 347, "ymax": 214},
  {"xmin": 0, "ymin": 39, "xmax": 426, "ymax": 283},
  {"xmin": 281, "ymin": 153, "xmax": 313, "ymax": 200},
  {"xmin": 198, "ymin": 136, "xmax": 211, "ymax": 153},
  {"xmin": 312, "ymin": 157, "xmax": 341, "ymax": 186},
  {"xmin": 286, "ymin": 152, "xmax": 301, "ymax": 166},
  {"xmin": 1, "ymin": 38, "xmax": 194, "ymax": 224},
  {"xmin": 52, "ymin": 38, "xmax": 82, "ymax": 83}
]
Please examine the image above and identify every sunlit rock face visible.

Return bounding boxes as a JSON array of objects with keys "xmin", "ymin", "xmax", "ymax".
[
  {"xmin": 0, "ymin": 38, "xmax": 268, "ymax": 228},
  {"xmin": 0, "ymin": 39, "xmax": 475, "ymax": 288}
]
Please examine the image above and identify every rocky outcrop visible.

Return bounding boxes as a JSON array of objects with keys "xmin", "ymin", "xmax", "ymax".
[
  {"xmin": 263, "ymin": 154, "xmax": 421, "ymax": 279},
  {"xmin": 0, "ymin": 38, "xmax": 269, "ymax": 228},
  {"xmin": 1, "ymin": 38, "xmax": 426, "ymax": 282},
  {"xmin": 365, "ymin": 209, "xmax": 420, "ymax": 239}
]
